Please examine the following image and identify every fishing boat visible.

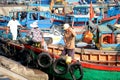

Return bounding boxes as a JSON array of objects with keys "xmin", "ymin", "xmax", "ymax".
[
  {"xmin": 100, "ymin": 14, "xmax": 120, "ymax": 25},
  {"xmin": 40, "ymin": 0, "xmax": 120, "ymax": 26},
  {"xmin": 39, "ymin": 1, "xmax": 120, "ymax": 35},
  {"xmin": 40, "ymin": 1, "xmax": 103, "ymax": 25},
  {"xmin": 0, "ymin": 33, "xmax": 120, "ymax": 80},
  {"xmin": 0, "ymin": 21, "xmax": 120, "ymax": 80},
  {"xmin": 0, "ymin": 9, "xmax": 53, "ymax": 29},
  {"xmin": 0, "ymin": 1, "xmax": 120, "ymax": 80},
  {"xmin": 48, "ymin": 44, "xmax": 120, "ymax": 80},
  {"xmin": 0, "ymin": 33, "xmax": 83, "ymax": 80},
  {"xmin": 9, "ymin": 10, "xmax": 53, "ymax": 28}
]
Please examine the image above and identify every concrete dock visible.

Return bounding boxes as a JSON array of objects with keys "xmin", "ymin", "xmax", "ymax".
[{"xmin": 0, "ymin": 56, "xmax": 48, "ymax": 80}]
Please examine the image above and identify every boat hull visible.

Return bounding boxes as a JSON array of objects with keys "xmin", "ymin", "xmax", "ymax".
[{"xmin": 48, "ymin": 45, "xmax": 120, "ymax": 80}]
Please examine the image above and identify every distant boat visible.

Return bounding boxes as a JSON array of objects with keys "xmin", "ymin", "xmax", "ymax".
[
  {"xmin": 0, "ymin": 10, "xmax": 53, "ymax": 29},
  {"xmin": 0, "ymin": 15, "xmax": 10, "ymax": 26},
  {"xmin": 40, "ymin": 3, "xmax": 103, "ymax": 25},
  {"xmin": 100, "ymin": 14, "xmax": 120, "ymax": 25}
]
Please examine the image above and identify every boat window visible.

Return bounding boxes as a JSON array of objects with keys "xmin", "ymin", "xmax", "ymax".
[
  {"xmin": 20, "ymin": 12, "xmax": 27, "ymax": 21},
  {"xmin": 73, "ymin": 7, "xmax": 88, "ymax": 15},
  {"xmin": 73, "ymin": 22, "xmax": 86, "ymax": 26},
  {"xmin": 29, "ymin": 13, "xmax": 39, "ymax": 20},
  {"xmin": 103, "ymin": 36, "xmax": 111, "ymax": 44}
]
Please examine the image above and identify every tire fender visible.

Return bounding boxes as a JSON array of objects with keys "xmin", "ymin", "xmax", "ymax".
[
  {"xmin": 69, "ymin": 61, "xmax": 83, "ymax": 80},
  {"xmin": 37, "ymin": 52, "xmax": 53, "ymax": 68},
  {"xmin": 53, "ymin": 58, "xmax": 69, "ymax": 75},
  {"xmin": 20, "ymin": 49, "xmax": 33, "ymax": 65}
]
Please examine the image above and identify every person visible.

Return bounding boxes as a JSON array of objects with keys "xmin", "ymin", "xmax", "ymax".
[
  {"xmin": 7, "ymin": 16, "xmax": 23, "ymax": 40},
  {"xmin": 61, "ymin": 23, "xmax": 76, "ymax": 59},
  {"xmin": 27, "ymin": 21, "xmax": 48, "ymax": 50}
]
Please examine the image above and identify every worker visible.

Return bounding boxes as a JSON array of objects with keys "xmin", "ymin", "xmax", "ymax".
[
  {"xmin": 27, "ymin": 21, "xmax": 48, "ymax": 50},
  {"xmin": 7, "ymin": 16, "xmax": 23, "ymax": 41},
  {"xmin": 61, "ymin": 23, "xmax": 76, "ymax": 59}
]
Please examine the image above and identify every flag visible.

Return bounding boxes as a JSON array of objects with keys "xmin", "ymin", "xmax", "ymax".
[{"xmin": 90, "ymin": 1, "xmax": 94, "ymax": 21}]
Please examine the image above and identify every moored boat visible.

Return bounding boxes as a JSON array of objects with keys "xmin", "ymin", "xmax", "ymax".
[
  {"xmin": 0, "ymin": 24, "xmax": 120, "ymax": 80},
  {"xmin": 0, "ymin": 36, "xmax": 120, "ymax": 80},
  {"xmin": 48, "ymin": 44, "xmax": 120, "ymax": 80},
  {"xmin": 1, "ymin": 1, "xmax": 120, "ymax": 80}
]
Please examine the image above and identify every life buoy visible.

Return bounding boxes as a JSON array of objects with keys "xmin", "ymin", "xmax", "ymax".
[
  {"xmin": 53, "ymin": 58, "xmax": 69, "ymax": 75},
  {"xmin": 37, "ymin": 52, "xmax": 53, "ymax": 68},
  {"xmin": 69, "ymin": 61, "xmax": 83, "ymax": 80}
]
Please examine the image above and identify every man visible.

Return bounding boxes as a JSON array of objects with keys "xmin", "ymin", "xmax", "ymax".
[
  {"xmin": 7, "ymin": 16, "xmax": 23, "ymax": 40},
  {"xmin": 62, "ymin": 23, "xmax": 76, "ymax": 59}
]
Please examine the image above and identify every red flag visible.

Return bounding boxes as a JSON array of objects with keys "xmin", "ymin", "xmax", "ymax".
[{"xmin": 90, "ymin": 1, "xmax": 94, "ymax": 20}]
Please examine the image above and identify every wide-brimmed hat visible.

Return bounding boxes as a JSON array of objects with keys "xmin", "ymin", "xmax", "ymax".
[
  {"xmin": 30, "ymin": 21, "xmax": 38, "ymax": 28},
  {"xmin": 63, "ymin": 23, "xmax": 70, "ymax": 30}
]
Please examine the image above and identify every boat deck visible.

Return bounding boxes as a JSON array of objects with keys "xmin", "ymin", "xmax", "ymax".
[{"xmin": 48, "ymin": 44, "xmax": 120, "ymax": 66}]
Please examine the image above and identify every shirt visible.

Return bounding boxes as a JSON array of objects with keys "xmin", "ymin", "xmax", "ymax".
[
  {"xmin": 27, "ymin": 28, "xmax": 42, "ymax": 42},
  {"xmin": 64, "ymin": 27, "xmax": 76, "ymax": 49},
  {"xmin": 7, "ymin": 20, "xmax": 20, "ymax": 32}
]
